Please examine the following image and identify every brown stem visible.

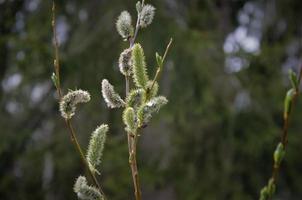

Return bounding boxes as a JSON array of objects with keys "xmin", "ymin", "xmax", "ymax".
[
  {"xmin": 124, "ymin": 2, "xmax": 146, "ymax": 198},
  {"xmin": 265, "ymin": 64, "xmax": 302, "ymax": 199},
  {"xmin": 52, "ymin": 1, "xmax": 106, "ymax": 198},
  {"xmin": 66, "ymin": 120, "xmax": 103, "ymax": 191},
  {"xmin": 127, "ymin": 132, "xmax": 142, "ymax": 200},
  {"xmin": 126, "ymin": 75, "xmax": 130, "ymax": 96},
  {"xmin": 129, "ymin": 0, "xmax": 145, "ymax": 48}
]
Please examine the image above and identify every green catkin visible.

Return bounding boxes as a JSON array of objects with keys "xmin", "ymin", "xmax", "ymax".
[
  {"xmin": 86, "ymin": 124, "xmax": 109, "ymax": 174},
  {"xmin": 132, "ymin": 43, "xmax": 149, "ymax": 89},
  {"xmin": 123, "ymin": 107, "xmax": 136, "ymax": 132},
  {"xmin": 126, "ymin": 89, "xmax": 146, "ymax": 109}
]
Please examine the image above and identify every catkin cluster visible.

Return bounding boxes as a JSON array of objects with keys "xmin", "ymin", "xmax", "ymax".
[
  {"xmin": 56, "ymin": 1, "xmax": 169, "ymax": 200},
  {"xmin": 59, "ymin": 88, "xmax": 108, "ymax": 200},
  {"xmin": 102, "ymin": 1, "xmax": 168, "ymax": 135}
]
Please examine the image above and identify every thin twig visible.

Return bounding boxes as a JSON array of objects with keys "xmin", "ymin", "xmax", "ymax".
[
  {"xmin": 52, "ymin": 1, "xmax": 106, "ymax": 198},
  {"xmin": 149, "ymin": 38, "xmax": 173, "ymax": 93},
  {"xmin": 265, "ymin": 64, "xmax": 302, "ymax": 199},
  {"xmin": 129, "ymin": 0, "xmax": 145, "ymax": 48}
]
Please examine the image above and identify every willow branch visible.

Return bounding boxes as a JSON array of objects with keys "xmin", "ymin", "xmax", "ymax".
[
  {"xmin": 264, "ymin": 64, "xmax": 302, "ymax": 199},
  {"xmin": 149, "ymin": 38, "xmax": 173, "ymax": 93},
  {"xmin": 52, "ymin": 1, "xmax": 106, "ymax": 198},
  {"xmin": 124, "ymin": 2, "xmax": 146, "ymax": 199}
]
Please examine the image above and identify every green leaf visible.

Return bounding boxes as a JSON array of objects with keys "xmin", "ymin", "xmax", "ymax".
[
  {"xmin": 156, "ymin": 52, "xmax": 163, "ymax": 67},
  {"xmin": 289, "ymin": 69, "xmax": 298, "ymax": 90},
  {"xmin": 132, "ymin": 43, "xmax": 149, "ymax": 89}
]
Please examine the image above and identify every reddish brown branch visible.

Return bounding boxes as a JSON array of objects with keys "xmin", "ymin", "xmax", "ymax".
[{"xmin": 51, "ymin": 1, "xmax": 105, "ymax": 198}]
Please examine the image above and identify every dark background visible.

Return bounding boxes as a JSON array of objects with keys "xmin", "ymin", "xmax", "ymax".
[{"xmin": 1, "ymin": 0, "xmax": 302, "ymax": 199}]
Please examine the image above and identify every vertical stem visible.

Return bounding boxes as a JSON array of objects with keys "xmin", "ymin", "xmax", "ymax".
[
  {"xmin": 52, "ymin": 1, "xmax": 106, "ymax": 198},
  {"xmin": 126, "ymin": 75, "xmax": 130, "ymax": 96},
  {"xmin": 126, "ymin": 75, "xmax": 142, "ymax": 200},
  {"xmin": 127, "ymin": 131, "xmax": 142, "ymax": 200},
  {"xmin": 263, "ymin": 64, "xmax": 302, "ymax": 200},
  {"xmin": 124, "ymin": 1, "xmax": 146, "ymax": 199}
]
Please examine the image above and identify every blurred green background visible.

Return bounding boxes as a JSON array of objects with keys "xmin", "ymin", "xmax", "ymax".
[{"xmin": 1, "ymin": 0, "xmax": 302, "ymax": 199}]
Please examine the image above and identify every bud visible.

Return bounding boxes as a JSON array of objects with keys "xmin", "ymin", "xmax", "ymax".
[
  {"xmin": 132, "ymin": 43, "xmax": 149, "ymax": 88},
  {"xmin": 116, "ymin": 11, "xmax": 134, "ymax": 39},
  {"xmin": 139, "ymin": 4, "xmax": 155, "ymax": 28},
  {"xmin": 137, "ymin": 96, "xmax": 168, "ymax": 126},
  {"xmin": 74, "ymin": 176, "xmax": 104, "ymax": 200},
  {"xmin": 51, "ymin": 72, "xmax": 59, "ymax": 88},
  {"xmin": 119, "ymin": 48, "xmax": 132, "ymax": 76},
  {"xmin": 86, "ymin": 124, "xmax": 109, "ymax": 174},
  {"xmin": 59, "ymin": 89, "xmax": 91, "ymax": 119},
  {"xmin": 284, "ymin": 88, "xmax": 295, "ymax": 119},
  {"xmin": 267, "ymin": 178, "xmax": 276, "ymax": 197},
  {"xmin": 259, "ymin": 186, "xmax": 269, "ymax": 200},
  {"xmin": 156, "ymin": 52, "xmax": 163, "ymax": 67},
  {"xmin": 101, "ymin": 79, "xmax": 125, "ymax": 108},
  {"xmin": 123, "ymin": 107, "xmax": 136, "ymax": 132},
  {"xmin": 273, "ymin": 143, "xmax": 285, "ymax": 167}
]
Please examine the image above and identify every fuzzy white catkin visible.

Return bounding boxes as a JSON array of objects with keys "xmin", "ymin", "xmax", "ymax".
[
  {"xmin": 74, "ymin": 176, "xmax": 103, "ymax": 200},
  {"xmin": 116, "ymin": 11, "xmax": 134, "ymax": 39},
  {"xmin": 59, "ymin": 89, "xmax": 91, "ymax": 119},
  {"xmin": 101, "ymin": 79, "xmax": 125, "ymax": 108},
  {"xmin": 119, "ymin": 48, "xmax": 132, "ymax": 76},
  {"xmin": 139, "ymin": 4, "xmax": 155, "ymax": 28},
  {"xmin": 86, "ymin": 124, "xmax": 108, "ymax": 174},
  {"xmin": 138, "ymin": 96, "xmax": 168, "ymax": 126}
]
